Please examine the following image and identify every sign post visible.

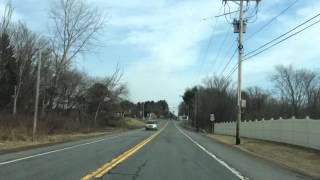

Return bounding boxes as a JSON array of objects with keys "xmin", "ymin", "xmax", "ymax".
[{"xmin": 210, "ymin": 114, "xmax": 215, "ymax": 134}]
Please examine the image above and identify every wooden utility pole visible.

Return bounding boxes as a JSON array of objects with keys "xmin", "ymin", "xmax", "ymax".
[
  {"xmin": 142, "ymin": 102, "xmax": 145, "ymax": 120},
  {"xmin": 13, "ymin": 85, "xmax": 17, "ymax": 115},
  {"xmin": 222, "ymin": 0, "xmax": 261, "ymax": 145},
  {"xmin": 194, "ymin": 89, "xmax": 199, "ymax": 132},
  {"xmin": 32, "ymin": 50, "xmax": 41, "ymax": 142},
  {"xmin": 236, "ymin": 0, "xmax": 244, "ymax": 145}
]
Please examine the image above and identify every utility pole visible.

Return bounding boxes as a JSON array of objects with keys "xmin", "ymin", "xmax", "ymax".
[
  {"xmin": 94, "ymin": 96, "xmax": 111, "ymax": 126},
  {"xmin": 142, "ymin": 102, "xmax": 145, "ymax": 120},
  {"xmin": 236, "ymin": 0, "xmax": 244, "ymax": 145},
  {"xmin": 32, "ymin": 50, "xmax": 41, "ymax": 142},
  {"xmin": 194, "ymin": 89, "xmax": 199, "ymax": 132},
  {"xmin": 222, "ymin": 0, "xmax": 260, "ymax": 145},
  {"xmin": 13, "ymin": 85, "xmax": 17, "ymax": 115}
]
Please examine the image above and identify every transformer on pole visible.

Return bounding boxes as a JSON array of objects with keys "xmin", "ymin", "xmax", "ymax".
[{"xmin": 222, "ymin": 0, "xmax": 261, "ymax": 145}]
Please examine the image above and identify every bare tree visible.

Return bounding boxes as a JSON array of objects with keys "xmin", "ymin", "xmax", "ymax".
[
  {"xmin": 300, "ymin": 70, "xmax": 317, "ymax": 107},
  {"xmin": 85, "ymin": 65, "xmax": 128, "ymax": 126},
  {"xmin": 0, "ymin": 1, "xmax": 13, "ymax": 34},
  {"xmin": 245, "ymin": 86, "xmax": 269, "ymax": 119},
  {"xmin": 57, "ymin": 69, "xmax": 84, "ymax": 113},
  {"xmin": 271, "ymin": 65, "xmax": 318, "ymax": 116},
  {"xmin": 49, "ymin": 0, "xmax": 105, "ymax": 82},
  {"xmin": 203, "ymin": 76, "xmax": 232, "ymax": 92},
  {"xmin": 11, "ymin": 22, "xmax": 39, "ymax": 115},
  {"xmin": 310, "ymin": 86, "xmax": 320, "ymax": 117},
  {"xmin": 104, "ymin": 65, "xmax": 127, "ymax": 99}
]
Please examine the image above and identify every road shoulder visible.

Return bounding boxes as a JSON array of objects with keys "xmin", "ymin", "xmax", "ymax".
[
  {"xmin": 178, "ymin": 123, "xmax": 314, "ymax": 180},
  {"xmin": 0, "ymin": 118, "xmax": 145, "ymax": 154},
  {"xmin": 0, "ymin": 130, "xmax": 116, "ymax": 154},
  {"xmin": 206, "ymin": 134, "xmax": 320, "ymax": 179}
]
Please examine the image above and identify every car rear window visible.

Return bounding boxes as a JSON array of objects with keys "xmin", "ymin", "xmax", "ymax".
[{"xmin": 146, "ymin": 121, "xmax": 157, "ymax": 124}]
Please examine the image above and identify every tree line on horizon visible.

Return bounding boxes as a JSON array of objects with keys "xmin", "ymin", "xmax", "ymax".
[
  {"xmin": 120, "ymin": 100, "xmax": 170, "ymax": 118},
  {"xmin": 178, "ymin": 65, "xmax": 320, "ymax": 130}
]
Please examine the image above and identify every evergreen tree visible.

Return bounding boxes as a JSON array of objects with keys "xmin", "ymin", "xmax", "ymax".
[{"xmin": 0, "ymin": 32, "xmax": 17, "ymax": 109}]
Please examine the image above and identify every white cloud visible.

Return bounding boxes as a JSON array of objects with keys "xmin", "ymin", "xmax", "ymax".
[
  {"xmin": 99, "ymin": 0, "xmax": 226, "ymax": 107},
  {"xmin": 108, "ymin": 0, "xmax": 223, "ymax": 69},
  {"xmin": 5, "ymin": 0, "xmax": 319, "ymax": 110},
  {"xmin": 104, "ymin": 0, "xmax": 320, "ymax": 107}
]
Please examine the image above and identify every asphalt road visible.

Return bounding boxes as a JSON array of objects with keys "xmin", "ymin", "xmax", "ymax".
[{"xmin": 0, "ymin": 120, "xmax": 311, "ymax": 180}]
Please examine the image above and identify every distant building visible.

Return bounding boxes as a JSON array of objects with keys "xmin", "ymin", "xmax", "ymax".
[{"xmin": 178, "ymin": 115, "xmax": 188, "ymax": 121}]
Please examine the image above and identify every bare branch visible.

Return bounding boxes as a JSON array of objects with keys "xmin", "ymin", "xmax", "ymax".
[
  {"xmin": 0, "ymin": 1, "xmax": 13, "ymax": 34},
  {"xmin": 50, "ymin": 0, "xmax": 106, "ymax": 69}
]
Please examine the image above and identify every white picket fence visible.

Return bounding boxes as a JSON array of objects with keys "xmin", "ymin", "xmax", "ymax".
[{"xmin": 215, "ymin": 117, "xmax": 320, "ymax": 150}]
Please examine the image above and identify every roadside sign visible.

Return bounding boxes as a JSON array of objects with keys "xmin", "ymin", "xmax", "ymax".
[
  {"xmin": 241, "ymin": 99, "xmax": 246, "ymax": 108},
  {"xmin": 210, "ymin": 114, "xmax": 215, "ymax": 122},
  {"xmin": 104, "ymin": 97, "xmax": 111, "ymax": 102}
]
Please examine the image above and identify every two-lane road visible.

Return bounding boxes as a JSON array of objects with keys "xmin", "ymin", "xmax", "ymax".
[
  {"xmin": 0, "ymin": 120, "xmax": 310, "ymax": 180},
  {"xmin": 106, "ymin": 121, "xmax": 239, "ymax": 180},
  {"xmin": 0, "ymin": 126, "xmax": 156, "ymax": 179}
]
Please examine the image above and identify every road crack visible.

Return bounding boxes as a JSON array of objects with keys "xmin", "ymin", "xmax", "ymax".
[{"xmin": 131, "ymin": 160, "xmax": 148, "ymax": 180}]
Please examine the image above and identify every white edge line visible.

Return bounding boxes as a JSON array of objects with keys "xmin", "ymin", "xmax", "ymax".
[
  {"xmin": 175, "ymin": 123, "xmax": 249, "ymax": 180},
  {"xmin": 0, "ymin": 131, "xmax": 138, "ymax": 166}
]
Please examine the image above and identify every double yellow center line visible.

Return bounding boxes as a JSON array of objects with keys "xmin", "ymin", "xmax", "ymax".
[{"xmin": 82, "ymin": 122, "xmax": 168, "ymax": 180}]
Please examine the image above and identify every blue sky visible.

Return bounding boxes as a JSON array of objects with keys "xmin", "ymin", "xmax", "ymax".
[{"xmin": 1, "ymin": 0, "xmax": 320, "ymax": 112}]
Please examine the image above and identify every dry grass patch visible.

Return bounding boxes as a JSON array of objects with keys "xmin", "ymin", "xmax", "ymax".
[
  {"xmin": 124, "ymin": 118, "xmax": 145, "ymax": 129},
  {"xmin": 0, "ymin": 115, "xmax": 144, "ymax": 153},
  {"xmin": 107, "ymin": 118, "xmax": 145, "ymax": 130},
  {"xmin": 0, "ymin": 131, "xmax": 113, "ymax": 153},
  {"xmin": 207, "ymin": 134, "xmax": 320, "ymax": 178}
]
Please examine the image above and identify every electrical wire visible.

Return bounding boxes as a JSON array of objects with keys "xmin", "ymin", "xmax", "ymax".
[
  {"xmin": 225, "ymin": 13, "xmax": 320, "ymax": 80},
  {"xmin": 225, "ymin": 63, "xmax": 238, "ymax": 80},
  {"xmin": 244, "ymin": 18, "xmax": 320, "ymax": 61},
  {"xmin": 244, "ymin": 12, "xmax": 320, "ymax": 58},
  {"xmin": 196, "ymin": 5, "xmax": 224, "ymax": 76},
  {"xmin": 219, "ymin": 48, "xmax": 237, "ymax": 76},
  {"xmin": 246, "ymin": 0, "xmax": 300, "ymax": 41},
  {"xmin": 223, "ymin": 0, "xmax": 300, "ymax": 80},
  {"xmin": 224, "ymin": 1, "xmax": 239, "ymax": 24},
  {"xmin": 206, "ymin": 25, "xmax": 232, "ymax": 75},
  {"xmin": 217, "ymin": 1, "xmax": 257, "ymax": 78},
  {"xmin": 246, "ymin": 3, "xmax": 259, "ymax": 23}
]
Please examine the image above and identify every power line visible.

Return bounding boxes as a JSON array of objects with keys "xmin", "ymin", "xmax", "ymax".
[
  {"xmin": 219, "ymin": 48, "xmax": 237, "ymax": 76},
  {"xmin": 225, "ymin": 13, "xmax": 320, "ymax": 79},
  {"xmin": 223, "ymin": 2, "xmax": 233, "ymax": 24},
  {"xmin": 225, "ymin": 62, "xmax": 238, "ymax": 80},
  {"xmin": 206, "ymin": 25, "xmax": 232, "ymax": 75},
  {"xmin": 197, "ymin": 18, "xmax": 219, "ymax": 72},
  {"xmin": 223, "ymin": 0, "xmax": 300, "ymax": 80},
  {"xmin": 244, "ymin": 18, "xmax": 320, "ymax": 61},
  {"xmin": 246, "ymin": 0, "xmax": 300, "ymax": 41},
  {"xmin": 224, "ymin": 0, "xmax": 301, "ymax": 80},
  {"xmin": 244, "ymin": 12, "xmax": 320, "ymax": 58},
  {"xmin": 196, "ymin": 5, "xmax": 224, "ymax": 77},
  {"xmin": 245, "ymin": 2, "xmax": 260, "ymax": 23}
]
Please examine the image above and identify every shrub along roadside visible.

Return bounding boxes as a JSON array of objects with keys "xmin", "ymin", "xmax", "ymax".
[{"xmin": 0, "ymin": 114, "xmax": 144, "ymax": 153}]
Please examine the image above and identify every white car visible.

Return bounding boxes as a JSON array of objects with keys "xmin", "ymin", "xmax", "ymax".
[{"xmin": 145, "ymin": 120, "xmax": 158, "ymax": 130}]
